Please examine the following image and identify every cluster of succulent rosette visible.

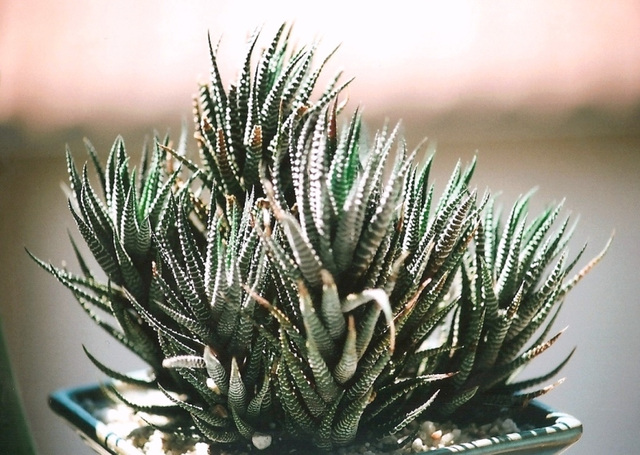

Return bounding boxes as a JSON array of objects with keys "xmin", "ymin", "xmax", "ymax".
[{"xmin": 32, "ymin": 25, "xmax": 608, "ymax": 452}]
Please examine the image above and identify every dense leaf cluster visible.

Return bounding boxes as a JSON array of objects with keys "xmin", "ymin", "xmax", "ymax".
[{"xmin": 31, "ymin": 25, "xmax": 609, "ymax": 452}]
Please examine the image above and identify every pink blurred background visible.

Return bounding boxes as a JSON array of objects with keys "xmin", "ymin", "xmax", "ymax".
[
  {"xmin": 1, "ymin": 1, "xmax": 639, "ymax": 454},
  {"xmin": 2, "ymin": 1, "xmax": 640, "ymax": 135}
]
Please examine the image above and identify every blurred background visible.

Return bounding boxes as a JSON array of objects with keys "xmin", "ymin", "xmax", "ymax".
[{"xmin": 1, "ymin": 1, "xmax": 638, "ymax": 454}]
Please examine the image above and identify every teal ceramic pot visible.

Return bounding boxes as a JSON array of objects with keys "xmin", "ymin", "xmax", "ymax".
[
  {"xmin": 50, "ymin": 381, "xmax": 582, "ymax": 455},
  {"xmin": 427, "ymin": 401, "xmax": 582, "ymax": 454}
]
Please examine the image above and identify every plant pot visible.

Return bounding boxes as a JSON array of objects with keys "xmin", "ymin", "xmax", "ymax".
[{"xmin": 49, "ymin": 379, "xmax": 582, "ymax": 455}]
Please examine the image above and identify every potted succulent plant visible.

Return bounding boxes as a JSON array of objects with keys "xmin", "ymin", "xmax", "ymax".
[{"xmin": 33, "ymin": 25, "xmax": 609, "ymax": 454}]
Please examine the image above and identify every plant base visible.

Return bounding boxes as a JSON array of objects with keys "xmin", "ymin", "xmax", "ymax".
[{"xmin": 49, "ymin": 380, "xmax": 582, "ymax": 455}]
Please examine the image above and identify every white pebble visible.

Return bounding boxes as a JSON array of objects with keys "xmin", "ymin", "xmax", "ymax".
[
  {"xmin": 441, "ymin": 432, "xmax": 455, "ymax": 445},
  {"xmin": 252, "ymin": 433, "xmax": 272, "ymax": 450},
  {"xmin": 411, "ymin": 438, "xmax": 425, "ymax": 452},
  {"xmin": 420, "ymin": 420, "xmax": 436, "ymax": 435},
  {"xmin": 502, "ymin": 418, "xmax": 517, "ymax": 432}
]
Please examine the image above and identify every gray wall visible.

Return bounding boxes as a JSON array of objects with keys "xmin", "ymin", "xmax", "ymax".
[{"xmin": 1, "ymin": 110, "xmax": 639, "ymax": 454}]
